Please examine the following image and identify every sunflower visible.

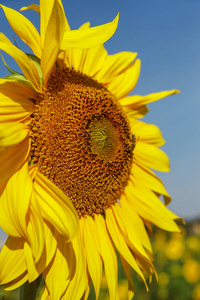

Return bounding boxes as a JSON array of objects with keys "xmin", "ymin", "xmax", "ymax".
[{"xmin": 0, "ymin": 0, "xmax": 182, "ymax": 299}]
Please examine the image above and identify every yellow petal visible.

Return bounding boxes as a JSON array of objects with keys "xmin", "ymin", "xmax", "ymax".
[
  {"xmin": 41, "ymin": 0, "xmax": 66, "ymax": 86},
  {"xmin": 40, "ymin": 0, "xmax": 70, "ymax": 48},
  {"xmin": 120, "ymin": 255, "xmax": 134, "ymax": 300},
  {"xmin": 0, "ymin": 163, "xmax": 32, "ymax": 238},
  {"xmin": 82, "ymin": 45, "xmax": 107, "ymax": 77},
  {"xmin": 94, "ymin": 214, "xmax": 118, "ymax": 300},
  {"xmin": 0, "ymin": 33, "xmax": 41, "ymax": 91},
  {"xmin": 58, "ymin": 22, "xmax": 91, "ymax": 69},
  {"xmin": 119, "ymin": 194, "xmax": 152, "ymax": 253},
  {"xmin": 44, "ymin": 230, "xmax": 87, "ymax": 300},
  {"xmin": 26, "ymin": 192, "xmax": 45, "ymax": 263},
  {"xmin": 0, "ymin": 122, "xmax": 30, "ymax": 184},
  {"xmin": 61, "ymin": 14, "xmax": 119, "ymax": 50},
  {"xmin": 0, "ymin": 79, "xmax": 38, "ymax": 99},
  {"xmin": 67, "ymin": 48, "xmax": 87, "ymax": 72},
  {"xmin": 41, "ymin": 287, "xmax": 51, "ymax": 300},
  {"xmin": 111, "ymin": 203, "xmax": 152, "ymax": 263},
  {"xmin": 0, "ymin": 195, "xmax": 20, "ymax": 238},
  {"xmin": 0, "ymin": 5, "xmax": 42, "ymax": 58},
  {"xmin": 0, "ymin": 236, "xmax": 26, "ymax": 285},
  {"xmin": 78, "ymin": 22, "xmax": 91, "ymax": 30},
  {"xmin": 24, "ymin": 241, "xmax": 39, "ymax": 282},
  {"xmin": 0, "ymin": 92, "xmax": 34, "ymax": 123},
  {"xmin": 106, "ymin": 208, "xmax": 148, "ymax": 289},
  {"xmin": 130, "ymin": 119, "xmax": 165, "ymax": 146},
  {"xmin": 4, "ymin": 272, "xmax": 28, "ymax": 291},
  {"xmin": 107, "ymin": 59, "xmax": 141, "ymax": 99},
  {"xmin": 23, "ymin": 241, "xmax": 46, "ymax": 284},
  {"xmin": 34, "ymin": 171, "xmax": 78, "ymax": 241},
  {"xmin": 124, "ymin": 105, "xmax": 149, "ymax": 119},
  {"xmin": 131, "ymin": 163, "xmax": 171, "ymax": 204},
  {"xmin": 134, "ymin": 142, "xmax": 170, "ymax": 172},
  {"xmin": 65, "ymin": 21, "xmax": 91, "ymax": 71},
  {"xmin": 20, "ymin": 4, "xmax": 40, "ymax": 14},
  {"xmin": 125, "ymin": 180, "xmax": 181, "ymax": 232},
  {"xmin": 83, "ymin": 284, "xmax": 91, "ymax": 300},
  {"xmin": 95, "ymin": 51, "xmax": 137, "ymax": 84},
  {"xmin": 80, "ymin": 217, "xmax": 102, "ymax": 299},
  {"xmin": 24, "ymin": 220, "xmax": 57, "ymax": 283},
  {"xmin": 62, "ymin": 230, "xmax": 88, "ymax": 300},
  {"xmin": 65, "ymin": 22, "xmax": 91, "ymax": 70},
  {"xmin": 119, "ymin": 89, "xmax": 180, "ymax": 108},
  {"xmin": 41, "ymin": 221, "xmax": 57, "ymax": 267},
  {"xmin": 40, "ymin": 0, "xmax": 54, "ymax": 47},
  {"xmin": 0, "ymin": 122, "xmax": 29, "ymax": 150},
  {"xmin": 43, "ymin": 232, "xmax": 72, "ymax": 299}
]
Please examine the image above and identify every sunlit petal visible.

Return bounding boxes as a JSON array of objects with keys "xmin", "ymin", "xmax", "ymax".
[
  {"xmin": 0, "ymin": 5, "xmax": 42, "ymax": 58},
  {"xmin": 34, "ymin": 171, "xmax": 78, "ymax": 241},
  {"xmin": 41, "ymin": 0, "xmax": 66, "ymax": 85},
  {"xmin": 0, "ymin": 34, "xmax": 41, "ymax": 91},
  {"xmin": 61, "ymin": 14, "xmax": 119, "ymax": 49}
]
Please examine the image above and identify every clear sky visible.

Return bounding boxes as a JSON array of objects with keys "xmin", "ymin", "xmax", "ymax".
[{"xmin": 0, "ymin": 0, "xmax": 199, "ymax": 241}]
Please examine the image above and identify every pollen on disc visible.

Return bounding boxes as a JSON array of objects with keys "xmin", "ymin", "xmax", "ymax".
[{"xmin": 29, "ymin": 67, "xmax": 133, "ymax": 217}]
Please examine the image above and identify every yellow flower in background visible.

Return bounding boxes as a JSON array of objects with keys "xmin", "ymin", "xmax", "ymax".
[
  {"xmin": 0, "ymin": 0, "xmax": 182, "ymax": 299},
  {"xmin": 186, "ymin": 236, "xmax": 200, "ymax": 253},
  {"xmin": 165, "ymin": 235, "xmax": 185, "ymax": 260},
  {"xmin": 183, "ymin": 259, "xmax": 200, "ymax": 284},
  {"xmin": 158, "ymin": 272, "xmax": 170, "ymax": 287},
  {"xmin": 117, "ymin": 280, "xmax": 129, "ymax": 300}
]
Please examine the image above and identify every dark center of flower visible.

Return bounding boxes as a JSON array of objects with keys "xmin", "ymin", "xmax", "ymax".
[{"xmin": 29, "ymin": 68, "xmax": 133, "ymax": 218}]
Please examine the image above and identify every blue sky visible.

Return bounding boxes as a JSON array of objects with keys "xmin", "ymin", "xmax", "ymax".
[{"xmin": 0, "ymin": 0, "xmax": 199, "ymax": 242}]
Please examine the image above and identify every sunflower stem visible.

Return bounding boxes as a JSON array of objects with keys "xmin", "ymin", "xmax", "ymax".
[{"xmin": 19, "ymin": 275, "xmax": 42, "ymax": 300}]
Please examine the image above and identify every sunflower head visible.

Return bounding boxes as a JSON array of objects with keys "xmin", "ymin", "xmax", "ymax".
[{"xmin": 30, "ymin": 67, "xmax": 134, "ymax": 217}]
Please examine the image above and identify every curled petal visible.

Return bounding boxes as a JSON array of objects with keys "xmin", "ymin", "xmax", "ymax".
[
  {"xmin": 0, "ymin": 92, "xmax": 34, "ymax": 123},
  {"xmin": 61, "ymin": 14, "xmax": 119, "ymax": 50},
  {"xmin": 120, "ymin": 89, "xmax": 180, "ymax": 108},
  {"xmin": 26, "ymin": 193, "xmax": 45, "ymax": 263},
  {"xmin": 34, "ymin": 171, "xmax": 78, "ymax": 241},
  {"xmin": 0, "ymin": 237, "xmax": 26, "ymax": 285},
  {"xmin": 0, "ymin": 33, "xmax": 41, "ymax": 91},
  {"xmin": 20, "ymin": 4, "xmax": 40, "ymax": 14},
  {"xmin": 0, "ymin": 79, "xmax": 38, "ymax": 99}
]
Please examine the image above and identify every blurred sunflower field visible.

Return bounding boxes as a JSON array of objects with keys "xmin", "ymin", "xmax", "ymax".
[{"xmin": 1, "ymin": 219, "xmax": 200, "ymax": 300}]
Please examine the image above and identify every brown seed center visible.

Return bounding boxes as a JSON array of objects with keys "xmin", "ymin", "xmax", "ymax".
[{"xmin": 29, "ymin": 68, "xmax": 133, "ymax": 217}]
